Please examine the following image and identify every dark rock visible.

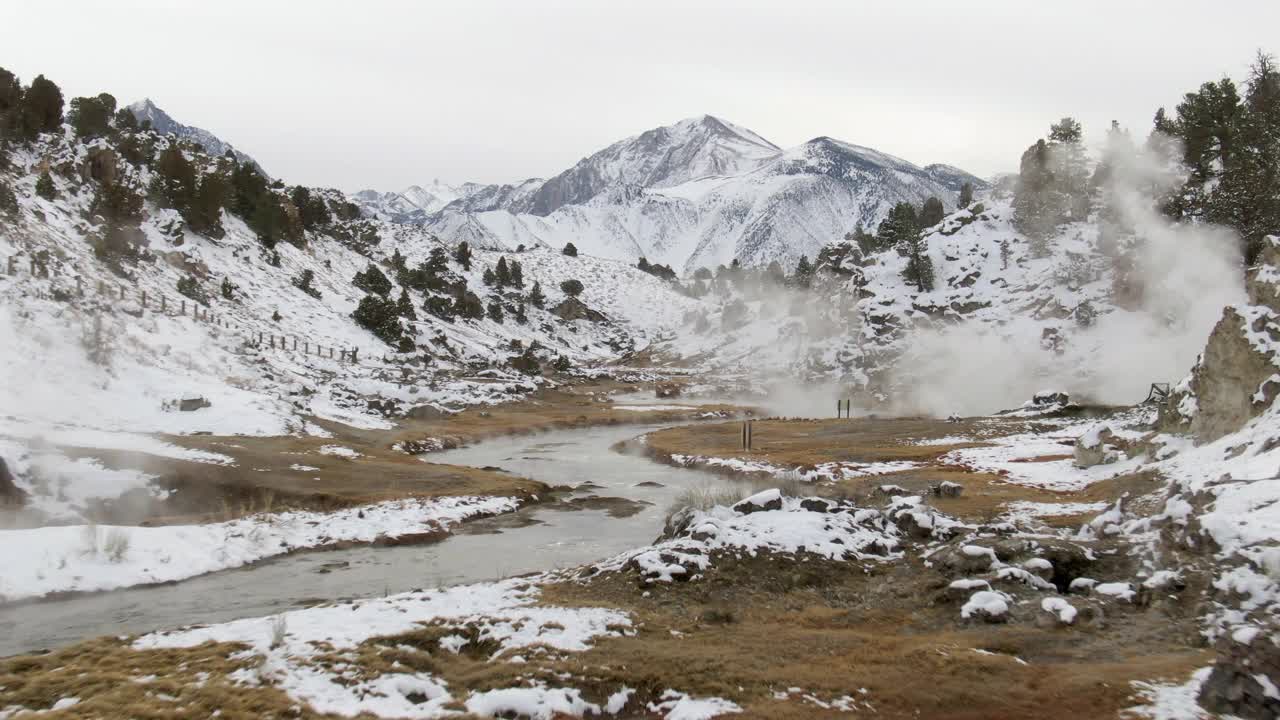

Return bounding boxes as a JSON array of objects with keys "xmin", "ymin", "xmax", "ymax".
[
  {"xmin": 1199, "ymin": 632, "xmax": 1280, "ymax": 719},
  {"xmin": 179, "ymin": 396, "xmax": 211, "ymax": 412},
  {"xmin": 552, "ymin": 297, "xmax": 607, "ymax": 323},
  {"xmin": 800, "ymin": 498, "xmax": 833, "ymax": 513},
  {"xmin": 0, "ymin": 457, "xmax": 27, "ymax": 507},
  {"xmin": 733, "ymin": 490, "xmax": 783, "ymax": 514}
]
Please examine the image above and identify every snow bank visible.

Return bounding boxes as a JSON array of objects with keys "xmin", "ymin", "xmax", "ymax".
[{"xmin": 0, "ymin": 495, "xmax": 519, "ymax": 601}]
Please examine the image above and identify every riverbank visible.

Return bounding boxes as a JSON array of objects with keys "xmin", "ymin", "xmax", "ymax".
[{"xmin": 0, "ymin": 407, "xmax": 1224, "ymax": 719}]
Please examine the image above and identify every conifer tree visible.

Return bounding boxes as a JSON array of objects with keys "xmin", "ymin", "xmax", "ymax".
[
  {"xmin": 495, "ymin": 256, "xmax": 512, "ymax": 286},
  {"xmin": 34, "ymin": 171, "xmax": 55, "ymax": 200},
  {"xmin": 958, "ymin": 182, "xmax": 974, "ymax": 208},
  {"xmin": 562, "ymin": 242, "xmax": 578, "ymax": 257},
  {"xmin": 876, "ymin": 202, "xmax": 919, "ymax": 250},
  {"xmin": 18, "ymin": 75, "xmax": 62, "ymax": 140},
  {"xmin": 919, "ymin": 196, "xmax": 945, "ymax": 228},
  {"xmin": 510, "ymin": 260, "xmax": 524, "ymax": 288},
  {"xmin": 353, "ymin": 263, "xmax": 392, "ymax": 296},
  {"xmin": 901, "ymin": 232, "xmax": 935, "ymax": 293},
  {"xmin": 396, "ymin": 288, "xmax": 417, "ymax": 320},
  {"xmin": 453, "ymin": 241, "xmax": 472, "ymax": 270},
  {"xmin": 793, "ymin": 255, "xmax": 814, "ymax": 289},
  {"xmin": 529, "ymin": 280, "xmax": 546, "ymax": 308}
]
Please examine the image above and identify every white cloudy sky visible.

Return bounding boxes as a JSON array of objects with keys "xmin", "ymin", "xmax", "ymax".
[{"xmin": 6, "ymin": 1, "xmax": 1278, "ymax": 190}]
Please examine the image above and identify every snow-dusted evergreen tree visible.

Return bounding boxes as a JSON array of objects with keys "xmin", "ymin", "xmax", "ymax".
[
  {"xmin": 900, "ymin": 232, "xmax": 934, "ymax": 292},
  {"xmin": 918, "ymin": 196, "xmax": 945, "ymax": 229}
]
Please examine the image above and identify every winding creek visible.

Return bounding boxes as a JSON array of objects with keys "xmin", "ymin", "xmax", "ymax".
[{"xmin": 0, "ymin": 421, "xmax": 721, "ymax": 657}]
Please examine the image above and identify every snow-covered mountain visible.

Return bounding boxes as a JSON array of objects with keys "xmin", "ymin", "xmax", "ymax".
[
  {"xmin": 127, "ymin": 99, "xmax": 265, "ymax": 175},
  {"xmin": 351, "ymin": 180, "xmax": 473, "ymax": 223},
  {"xmin": 361, "ymin": 116, "xmax": 986, "ymax": 272}
]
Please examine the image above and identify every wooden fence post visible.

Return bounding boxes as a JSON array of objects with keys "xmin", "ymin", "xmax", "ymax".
[
  {"xmin": 160, "ymin": 295, "xmax": 166, "ymax": 312},
  {"xmin": 6, "ymin": 256, "xmax": 14, "ymax": 275},
  {"xmin": 76, "ymin": 277, "xmax": 83, "ymax": 296},
  {"xmin": 141, "ymin": 290, "xmax": 147, "ymax": 309}
]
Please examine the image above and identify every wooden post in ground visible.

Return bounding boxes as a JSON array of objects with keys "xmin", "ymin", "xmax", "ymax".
[
  {"xmin": 292, "ymin": 337, "xmax": 297, "ymax": 351},
  {"xmin": 141, "ymin": 290, "xmax": 147, "ymax": 309},
  {"xmin": 6, "ymin": 256, "xmax": 14, "ymax": 275},
  {"xmin": 76, "ymin": 277, "xmax": 83, "ymax": 296},
  {"xmin": 328, "ymin": 347, "xmax": 333, "ymax": 359},
  {"xmin": 160, "ymin": 295, "xmax": 165, "ymax": 312}
]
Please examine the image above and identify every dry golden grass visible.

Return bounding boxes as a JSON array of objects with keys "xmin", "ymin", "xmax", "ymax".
[{"xmin": 55, "ymin": 379, "xmax": 748, "ymax": 525}]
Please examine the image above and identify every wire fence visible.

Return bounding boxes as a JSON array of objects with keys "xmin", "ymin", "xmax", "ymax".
[{"xmin": 3, "ymin": 252, "xmax": 393, "ymax": 366}]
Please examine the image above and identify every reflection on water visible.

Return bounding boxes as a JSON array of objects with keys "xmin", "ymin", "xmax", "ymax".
[{"xmin": 0, "ymin": 422, "xmax": 721, "ymax": 656}]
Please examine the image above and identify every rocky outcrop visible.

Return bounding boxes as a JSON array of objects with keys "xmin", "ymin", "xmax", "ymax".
[
  {"xmin": 1163, "ymin": 236, "xmax": 1280, "ymax": 442},
  {"xmin": 1164, "ymin": 306, "xmax": 1280, "ymax": 442},
  {"xmin": 1198, "ymin": 632, "xmax": 1280, "ymax": 720},
  {"xmin": 552, "ymin": 297, "xmax": 607, "ymax": 323},
  {"xmin": 82, "ymin": 147, "xmax": 119, "ymax": 186}
]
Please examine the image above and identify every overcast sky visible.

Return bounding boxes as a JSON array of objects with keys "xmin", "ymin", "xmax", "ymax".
[{"xmin": 6, "ymin": 1, "xmax": 1279, "ymax": 191}]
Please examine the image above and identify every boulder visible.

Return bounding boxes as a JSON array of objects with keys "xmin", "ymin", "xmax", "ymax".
[
  {"xmin": 734, "ymin": 488, "xmax": 783, "ymax": 514},
  {"xmin": 933, "ymin": 481, "xmax": 964, "ymax": 498},
  {"xmin": 179, "ymin": 396, "xmax": 211, "ymax": 412},
  {"xmin": 1198, "ymin": 628, "xmax": 1280, "ymax": 720},
  {"xmin": 1074, "ymin": 424, "xmax": 1116, "ymax": 468},
  {"xmin": 799, "ymin": 497, "xmax": 833, "ymax": 513}
]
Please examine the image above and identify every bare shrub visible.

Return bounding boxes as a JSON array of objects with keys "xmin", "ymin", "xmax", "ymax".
[
  {"xmin": 103, "ymin": 528, "xmax": 130, "ymax": 563},
  {"xmin": 666, "ymin": 483, "xmax": 745, "ymax": 523},
  {"xmin": 81, "ymin": 312, "xmax": 116, "ymax": 369},
  {"xmin": 270, "ymin": 614, "xmax": 288, "ymax": 649},
  {"xmin": 80, "ymin": 523, "xmax": 100, "ymax": 556}
]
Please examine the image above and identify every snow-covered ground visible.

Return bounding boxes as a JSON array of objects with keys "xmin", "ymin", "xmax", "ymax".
[{"xmin": 0, "ymin": 496, "xmax": 520, "ymax": 602}]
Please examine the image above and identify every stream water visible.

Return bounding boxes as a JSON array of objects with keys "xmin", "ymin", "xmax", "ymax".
[{"xmin": 0, "ymin": 422, "xmax": 719, "ymax": 656}]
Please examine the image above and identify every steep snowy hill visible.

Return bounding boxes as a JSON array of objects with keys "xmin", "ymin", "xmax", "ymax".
[
  {"xmin": 0, "ymin": 123, "xmax": 699, "ymax": 455},
  {"xmin": 361, "ymin": 116, "xmax": 986, "ymax": 271},
  {"xmin": 127, "ymin": 99, "xmax": 264, "ymax": 175}
]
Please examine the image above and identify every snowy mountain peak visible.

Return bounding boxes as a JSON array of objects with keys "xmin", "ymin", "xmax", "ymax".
[
  {"xmin": 127, "ymin": 98, "xmax": 265, "ymax": 176},
  {"xmin": 513, "ymin": 115, "xmax": 782, "ymax": 216}
]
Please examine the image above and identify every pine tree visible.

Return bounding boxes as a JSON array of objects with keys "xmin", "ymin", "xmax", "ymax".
[
  {"xmin": 482, "ymin": 267, "xmax": 497, "ymax": 286},
  {"xmin": 510, "ymin": 260, "xmax": 524, "ymax": 288},
  {"xmin": 17, "ymin": 75, "xmax": 62, "ymax": 140},
  {"xmin": 958, "ymin": 182, "xmax": 974, "ymax": 208},
  {"xmin": 396, "ymin": 288, "xmax": 417, "ymax": 320},
  {"xmin": 453, "ymin": 241, "xmax": 472, "ymax": 270},
  {"xmin": 495, "ymin": 256, "xmax": 512, "ymax": 286},
  {"xmin": 34, "ymin": 171, "xmax": 55, "ymax": 200},
  {"xmin": 155, "ymin": 145, "xmax": 197, "ymax": 210},
  {"xmin": 487, "ymin": 300, "xmax": 504, "ymax": 323},
  {"xmin": 188, "ymin": 172, "xmax": 228, "ymax": 238},
  {"xmin": 918, "ymin": 196, "xmax": 945, "ymax": 228},
  {"xmin": 68, "ymin": 94, "xmax": 115, "ymax": 138},
  {"xmin": 529, "ymin": 281, "xmax": 546, "ymax": 308},
  {"xmin": 877, "ymin": 202, "xmax": 919, "ymax": 250},
  {"xmin": 353, "ymin": 263, "xmax": 392, "ymax": 296},
  {"xmin": 901, "ymin": 232, "xmax": 935, "ymax": 293},
  {"xmin": 221, "ymin": 277, "xmax": 238, "ymax": 300},
  {"xmin": 793, "ymin": 255, "xmax": 814, "ymax": 289},
  {"xmin": 1216, "ymin": 51, "xmax": 1280, "ymax": 263},
  {"xmin": 562, "ymin": 242, "xmax": 578, "ymax": 257}
]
